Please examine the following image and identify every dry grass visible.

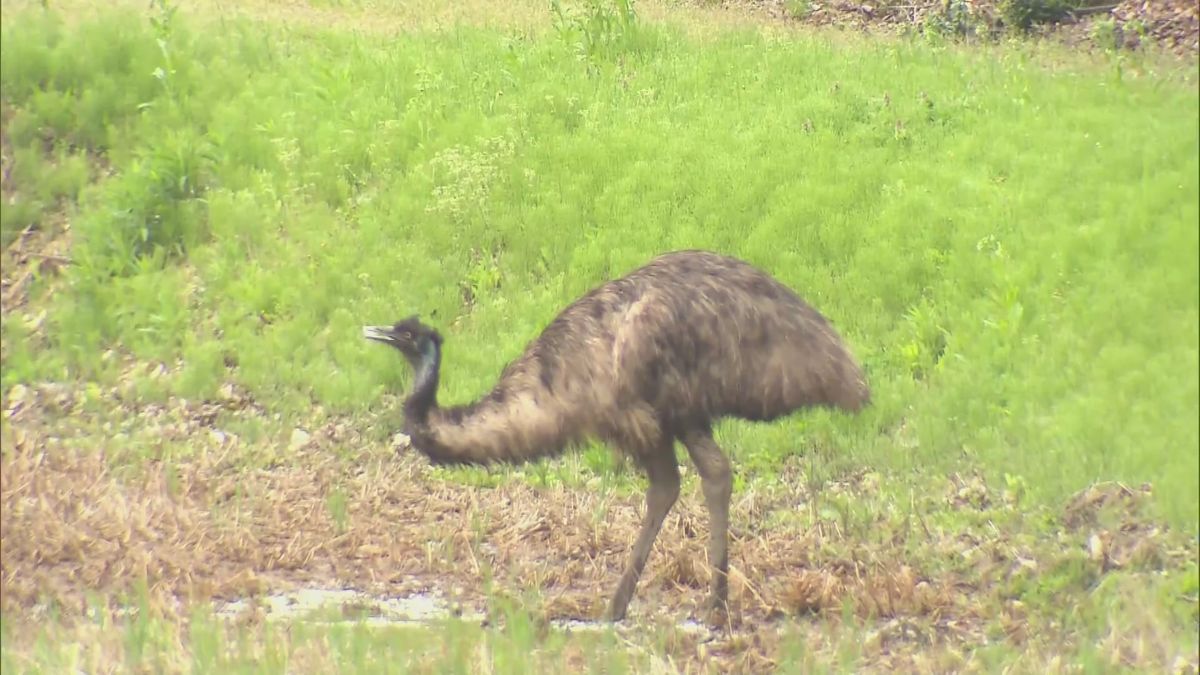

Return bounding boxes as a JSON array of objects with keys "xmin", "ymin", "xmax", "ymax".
[
  {"xmin": 0, "ymin": 0, "xmax": 942, "ymax": 58},
  {"xmin": 0, "ymin": 0, "xmax": 547, "ymax": 32},
  {"xmin": 0, "ymin": 104, "xmax": 80, "ymax": 316},
  {"xmin": 3, "ymin": 367, "xmax": 1196, "ymax": 672},
  {"xmin": 0, "ymin": 0, "xmax": 782, "ymax": 38}
]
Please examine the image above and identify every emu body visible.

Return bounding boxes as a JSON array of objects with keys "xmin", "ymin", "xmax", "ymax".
[{"xmin": 364, "ymin": 249, "xmax": 870, "ymax": 621}]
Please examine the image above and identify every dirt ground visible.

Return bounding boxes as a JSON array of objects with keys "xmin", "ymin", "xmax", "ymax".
[
  {"xmin": 707, "ymin": 0, "xmax": 1199, "ymax": 58},
  {"xmin": 2, "ymin": 369, "xmax": 1196, "ymax": 671},
  {"xmin": 0, "ymin": 375, "xmax": 948, "ymax": 666}
]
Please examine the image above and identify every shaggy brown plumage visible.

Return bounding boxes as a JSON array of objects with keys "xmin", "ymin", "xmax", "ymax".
[{"xmin": 364, "ymin": 249, "xmax": 870, "ymax": 621}]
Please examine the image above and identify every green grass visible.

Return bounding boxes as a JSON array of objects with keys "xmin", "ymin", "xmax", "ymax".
[
  {"xmin": 2, "ymin": 3, "xmax": 1197, "ymax": 522},
  {"xmin": 1, "ymin": 0, "xmax": 1197, "ymax": 669},
  {"xmin": 0, "ymin": 600, "xmax": 643, "ymax": 674},
  {"xmin": 4, "ymin": 3, "xmax": 1195, "ymax": 514}
]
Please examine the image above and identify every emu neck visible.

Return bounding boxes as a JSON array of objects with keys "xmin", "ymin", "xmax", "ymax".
[
  {"xmin": 403, "ymin": 344, "xmax": 441, "ymax": 424},
  {"xmin": 393, "ymin": 345, "xmax": 580, "ymax": 467}
]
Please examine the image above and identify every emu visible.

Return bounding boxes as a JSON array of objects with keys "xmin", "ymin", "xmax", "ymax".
[{"xmin": 363, "ymin": 249, "xmax": 870, "ymax": 622}]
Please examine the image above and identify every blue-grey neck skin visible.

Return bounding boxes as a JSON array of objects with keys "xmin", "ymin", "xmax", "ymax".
[{"xmin": 404, "ymin": 339, "xmax": 441, "ymax": 423}]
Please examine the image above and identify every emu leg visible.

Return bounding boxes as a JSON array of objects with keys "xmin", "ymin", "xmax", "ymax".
[
  {"xmin": 606, "ymin": 446, "xmax": 680, "ymax": 622},
  {"xmin": 682, "ymin": 428, "xmax": 733, "ymax": 615}
]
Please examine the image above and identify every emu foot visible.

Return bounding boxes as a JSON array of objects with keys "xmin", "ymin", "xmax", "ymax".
[
  {"xmin": 702, "ymin": 594, "xmax": 730, "ymax": 628},
  {"xmin": 603, "ymin": 609, "xmax": 625, "ymax": 623},
  {"xmin": 604, "ymin": 598, "xmax": 629, "ymax": 623}
]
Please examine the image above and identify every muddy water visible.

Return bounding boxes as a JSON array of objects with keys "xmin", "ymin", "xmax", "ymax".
[
  {"xmin": 212, "ymin": 586, "xmax": 711, "ymax": 636},
  {"xmin": 214, "ymin": 587, "xmax": 480, "ymax": 627}
]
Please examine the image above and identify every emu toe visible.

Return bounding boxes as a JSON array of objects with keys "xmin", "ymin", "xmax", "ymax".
[
  {"xmin": 604, "ymin": 602, "xmax": 628, "ymax": 623},
  {"xmin": 703, "ymin": 593, "xmax": 731, "ymax": 626}
]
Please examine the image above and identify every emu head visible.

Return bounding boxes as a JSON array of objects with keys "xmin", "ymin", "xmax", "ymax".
[{"xmin": 362, "ymin": 315, "xmax": 443, "ymax": 371}]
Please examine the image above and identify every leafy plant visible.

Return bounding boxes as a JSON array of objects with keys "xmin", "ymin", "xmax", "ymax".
[
  {"xmin": 461, "ymin": 245, "xmax": 505, "ymax": 308},
  {"xmin": 922, "ymin": 0, "xmax": 991, "ymax": 40},
  {"xmin": 147, "ymin": 0, "xmax": 179, "ymax": 99},
  {"xmin": 327, "ymin": 486, "xmax": 349, "ymax": 534},
  {"xmin": 549, "ymin": 0, "xmax": 641, "ymax": 67},
  {"xmin": 425, "ymin": 135, "xmax": 516, "ymax": 226},
  {"xmin": 784, "ymin": 0, "xmax": 813, "ymax": 20},
  {"xmin": 998, "ymin": 0, "xmax": 1077, "ymax": 32}
]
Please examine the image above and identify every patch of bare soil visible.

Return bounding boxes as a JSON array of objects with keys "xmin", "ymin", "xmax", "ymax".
[
  {"xmin": 3, "ymin": 367, "xmax": 1197, "ymax": 672},
  {"xmin": 0, "ymin": 107, "xmax": 102, "ymax": 317},
  {"xmin": 699, "ymin": 0, "xmax": 1198, "ymax": 58},
  {"xmin": 1111, "ymin": 0, "xmax": 1200, "ymax": 54},
  {"xmin": 0, "ymin": 225, "xmax": 73, "ymax": 317}
]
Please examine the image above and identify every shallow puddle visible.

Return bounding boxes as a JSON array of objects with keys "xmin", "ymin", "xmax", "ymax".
[
  {"xmin": 212, "ymin": 586, "xmax": 712, "ymax": 636},
  {"xmin": 213, "ymin": 587, "xmax": 482, "ymax": 627}
]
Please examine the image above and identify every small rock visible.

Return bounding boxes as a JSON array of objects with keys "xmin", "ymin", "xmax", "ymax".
[
  {"xmin": 1088, "ymin": 532, "xmax": 1110, "ymax": 565},
  {"xmin": 290, "ymin": 428, "xmax": 311, "ymax": 451},
  {"xmin": 5, "ymin": 383, "xmax": 29, "ymax": 414},
  {"xmin": 22, "ymin": 310, "xmax": 45, "ymax": 332}
]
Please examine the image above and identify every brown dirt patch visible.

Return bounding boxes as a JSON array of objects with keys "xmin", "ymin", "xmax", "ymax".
[
  {"xmin": 1111, "ymin": 0, "xmax": 1199, "ymax": 54},
  {"xmin": 692, "ymin": 0, "xmax": 1198, "ymax": 59},
  {"xmin": 0, "ymin": 375, "xmax": 974, "ymax": 670},
  {"xmin": 4, "ymin": 372, "xmax": 1196, "ymax": 672},
  {"xmin": 0, "ymin": 103, "xmax": 108, "ymax": 316},
  {"xmin": 1, "ymin": 225, "xmax": 74, "ymax": 316}
]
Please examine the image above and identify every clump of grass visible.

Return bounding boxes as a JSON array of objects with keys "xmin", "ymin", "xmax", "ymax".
[
  {"xmin": 783, "ymin": 0, "xmax": 813, "ymax": 20},
  {"xmin": 998, "ymin": 0, "xmax": 1077, "ymax": 32},
  {"xmin": 550, "ymin": 0, "xmax": 648, "ymax": 70}
]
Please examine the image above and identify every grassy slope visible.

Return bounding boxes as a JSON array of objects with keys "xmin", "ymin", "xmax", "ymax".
[
  {"xmin": 3, "ymin": 4, "xmax": 1196, "ymax": 523},
  {"xmin": 1, "ymin": 1, "xmax": 1197, "ymax": 671}
]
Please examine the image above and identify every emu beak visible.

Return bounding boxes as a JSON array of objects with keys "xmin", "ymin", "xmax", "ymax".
[{"xmin": 362, "ymin": 325, "xmax": 395, "ymax": 344}]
